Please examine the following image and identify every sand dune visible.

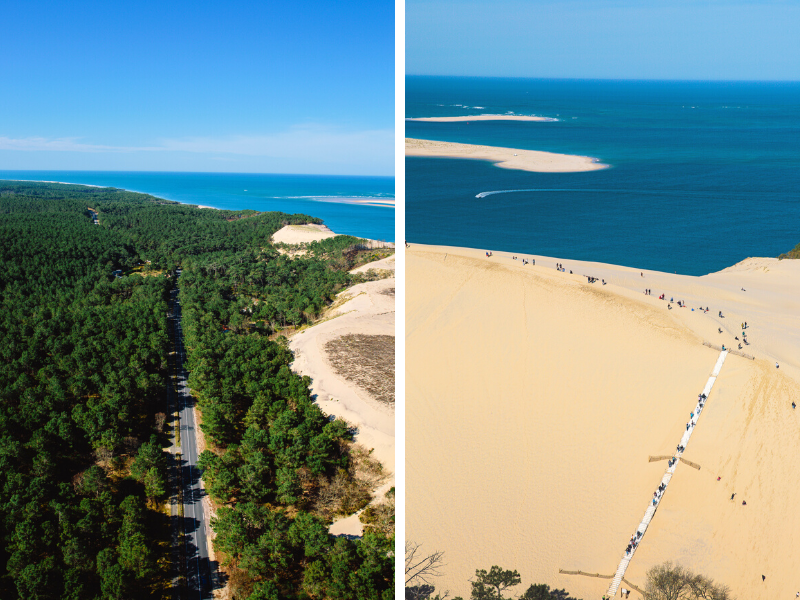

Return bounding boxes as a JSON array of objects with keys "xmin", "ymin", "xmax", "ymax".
[
  {"xmin": 271, "ymin": 223, "xmax": 337, "ymax": 244},
  {"xmin": 290, "ymin": 256, "xmax": 395, "ymax": 536},
  {"xmin": 407, "ymin": 244, "xmax": 800, "ymax": 599},
  {"xmin": 406, "ymin": 138, "xmax": 607, "ymax": 172},
  {"xmin": 406, "ymin": 115, "xmax": 550, "ymax": 122}
]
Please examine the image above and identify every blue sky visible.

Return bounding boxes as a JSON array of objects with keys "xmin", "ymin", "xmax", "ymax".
[
  {"xmin": 407, "ymin": 0, "xmax": 800, "ymax": 81},
  {"xmin": 0, "ymin": 0, "xmax": 394, "ymax": 175}
]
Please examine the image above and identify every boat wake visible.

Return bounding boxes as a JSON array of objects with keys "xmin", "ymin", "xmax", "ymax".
[
  {"xmin": 475, "ymin": 188, "xmax": 734, "ymax": 199},
  {"xmin": 476, "ymin": 188, "xmax": 612, "ymax": 198}
]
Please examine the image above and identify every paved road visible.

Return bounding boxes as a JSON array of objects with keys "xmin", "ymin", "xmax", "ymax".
[{"xmin": 169, "ymin": 274, "xmax": 213, "ymax": 599}]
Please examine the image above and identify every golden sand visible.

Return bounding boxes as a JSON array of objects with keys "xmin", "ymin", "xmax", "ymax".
[
  {"xmin": 407, "ymin": 244, "xmax": 800, "ymax": 599},
  {"xmin": 271, "ymin": 223, "xmax": 337, "ymax": 244}
]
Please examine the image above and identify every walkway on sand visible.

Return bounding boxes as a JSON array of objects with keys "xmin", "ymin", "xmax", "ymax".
[{"xmin": 606, "ymin": 350, "xmax": 728, "ymax": 598}]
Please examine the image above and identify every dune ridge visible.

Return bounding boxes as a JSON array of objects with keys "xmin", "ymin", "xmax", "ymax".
[{"xmin": 407, "ymin": 244, "xmax": 800, "ymax": 599}]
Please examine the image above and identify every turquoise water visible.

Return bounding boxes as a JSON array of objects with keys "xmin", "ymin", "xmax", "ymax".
[
  {"xmin": 0, "ymin": 170, "xmax": 395, "ymax": 242},
  {"xmin": 406, "ymin": 77, "xmax": 800, "ymax": 275}
]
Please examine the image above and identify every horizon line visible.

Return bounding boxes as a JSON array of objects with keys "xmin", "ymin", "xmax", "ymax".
[
  {"xmin": 0, "ymin": 169, "xmax": 395, "ymax": 179},
  {"xmin": 406, "ymin": 74, "xmax": 800, "ymax": 84}
]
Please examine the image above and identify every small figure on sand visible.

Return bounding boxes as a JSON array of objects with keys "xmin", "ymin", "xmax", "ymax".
[
  {"xmin": 717, "ymin": 476, "xmax": 721, "ymax": 481},
  {"xmin": 776, "ymin": 362, "xmax": 780, "ymax": 369},
  {"xmin": 731, "ymin": 492, "xmax": 736, "ymax": 500},
  {"xmin": 792, "ymin": 401, "xmax": 796, "ymax": 409},
  {"xmin": 742, "ymin": 500, "xmax": 747, "ymax": 506}
]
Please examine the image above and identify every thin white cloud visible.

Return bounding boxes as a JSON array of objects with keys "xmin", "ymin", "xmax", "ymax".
[
  {"xmin": 158, "ymin": 125, "xmax": 393, "ymax": 159},
  {"xmin": 0, "ymin": 136, "xmax": 157, "ymax": 152},
  {"xmin": 0, "ymin": 124, "xmax": 393, "ymax": 159}
]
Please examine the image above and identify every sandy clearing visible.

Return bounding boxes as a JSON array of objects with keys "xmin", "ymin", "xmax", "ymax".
[
  {"xmin": 271, "ymin": 223, "xmax": 337, "ymax": 244},
  {"xmin": 407, "ymin": 244, "xmax": 800, "ymax": 599},
  {"xmin": 406, "ymin": 115, "xmax": 551, "ymax": 122},
  {"xmin": 289, "ymin": 258, "xmax": 395, "ymax": 536},
  {"xmin": 329, "ymin": 481, "xmax": 394, "ymax": 537},
  {"xmin": 351, "ymin": 254, "xmax": 395, "ymax": 274},
  {"xmin": 405, "ymin": 138, "xmax": 607, "ymax": 172}
]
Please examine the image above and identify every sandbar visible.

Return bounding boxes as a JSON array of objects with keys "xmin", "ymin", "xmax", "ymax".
[
  {"xmin": 407, "ymin": 115, "xmax": 551, "ymax": 122},
  {"xmin": 312, "ymin": 196, "xmax": 395, "ymax": 208},
  {"xmin": 407, "ymin": 244, "xmax": 800, "ymax": 599},
  {"xmin": 405, "ymin": 138, "xmax": 607, "ymax": 172}
]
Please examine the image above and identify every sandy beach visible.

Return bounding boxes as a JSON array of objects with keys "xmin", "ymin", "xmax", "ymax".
[
  {"xmin": 406, "ymin": 138, "xmax": 607, "ymax": 172},
  {"xmin": 407, "ymin": 244, "xmax": 800, "ymax": 599},
  {"xmin": 289, "ymin": 254, "xmax": 395, "ymax": 536},
  {"xmin": 406, "ymin": 115, "xmax": 551, "ymax": 122}
]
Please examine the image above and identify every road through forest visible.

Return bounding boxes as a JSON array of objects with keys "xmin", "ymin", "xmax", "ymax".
[{"xmin": 169, "ymin": 273, "xmax": 214, "ymax": 599}]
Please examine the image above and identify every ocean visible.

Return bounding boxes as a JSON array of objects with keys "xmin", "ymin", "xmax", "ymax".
[
  {"xmin": 0, "ymin": 171, "xmax": 395, "ymax": 242},
  {"xmin": 406, "ymin": 77, "xmax": 800, "ymax": 275}
]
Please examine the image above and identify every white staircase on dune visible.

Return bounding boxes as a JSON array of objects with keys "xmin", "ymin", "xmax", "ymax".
[{"xmin": 605, "ymin": 350, "xmax": 728, "ymax": 598}]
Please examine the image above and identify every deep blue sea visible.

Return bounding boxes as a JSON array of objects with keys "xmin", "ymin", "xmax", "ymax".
[
  {"xmin": 0, "ymin": 171, "xmax": 395, "ymax": 242},
  {"xmin": 407, "ymin": 77, "xmax": 800, "ymax": 275}
]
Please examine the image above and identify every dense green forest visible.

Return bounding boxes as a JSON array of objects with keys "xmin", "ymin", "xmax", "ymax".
[{"xmin": 0, "ymin": 181, "xmax": 393, "ymax": 599}]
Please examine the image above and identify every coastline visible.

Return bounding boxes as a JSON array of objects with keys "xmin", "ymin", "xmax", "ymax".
[
  {"xmin": 2, "ymin": 178, "xmax": 105, "ymax": 188},
  {"xmin": 406, "ymin": 114, "xmax": 552, "ymax": 122},
  {"xmin": 405, "ymin": 138, "xmax": 607, "ymax": 173},
  {"xmin": 0, "ymin": 176, "xmax": 394, "ymax": 211},
  {"xmin": 407, "ymin": 243, "xmax": 800, "ymax": 599}
]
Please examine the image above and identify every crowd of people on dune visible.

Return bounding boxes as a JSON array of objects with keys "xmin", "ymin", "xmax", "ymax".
[{"xmin": 487, "ymin": 252, "xmax": 780, "ymax": 364}]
